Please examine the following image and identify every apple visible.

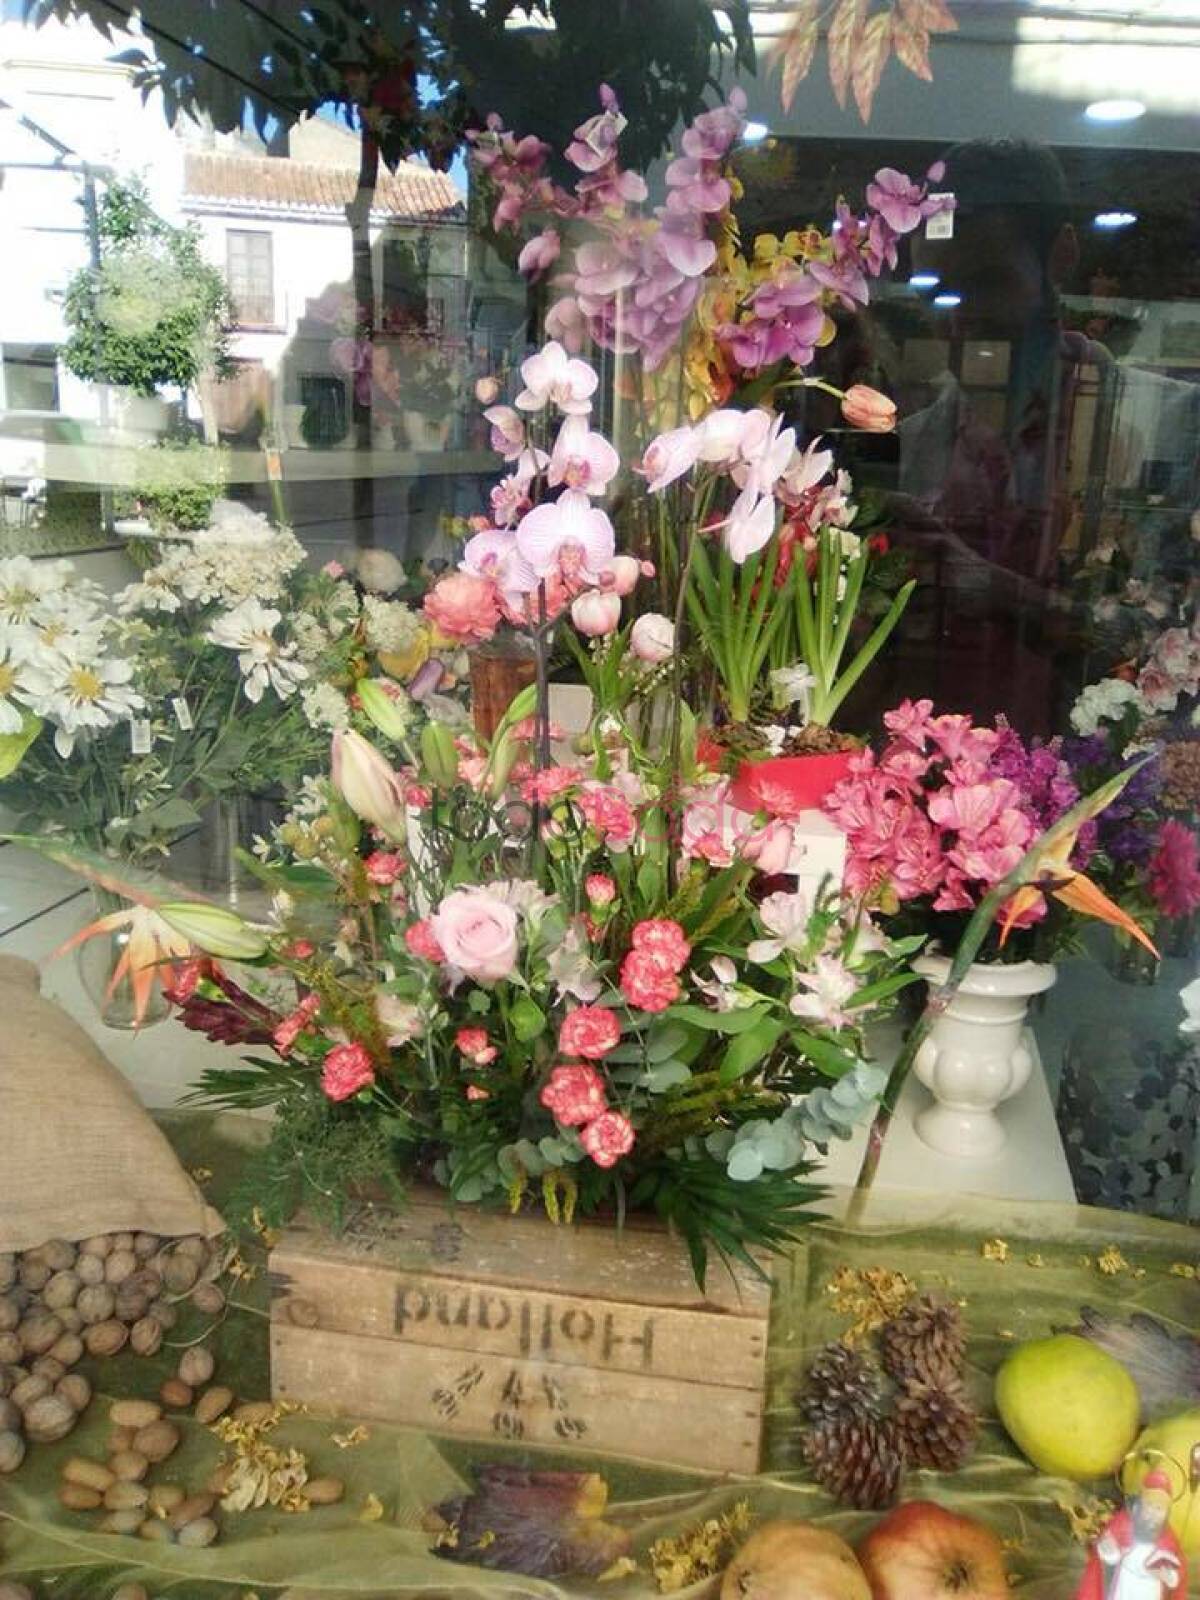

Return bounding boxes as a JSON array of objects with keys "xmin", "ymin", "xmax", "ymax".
[
  {"xmin": 723, "ymin": 1520, "xmax": 871, "ymax": 1600},
  {"xmin": 858, "ymin": 1502, "xmax": 1009, "ymax": 1600}
]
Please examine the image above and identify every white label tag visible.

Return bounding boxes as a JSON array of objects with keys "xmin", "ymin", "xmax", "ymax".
[
  {"xmin": 171, "ymin": 697, "xmax": 194, "ymax": 731},
  {"xmin": 925, "ymin": 197, "xmax": 955, "ymax": 240},
  {"xmin": 130, "ymin": 719, "xmax": 153, "ymax": 755}
]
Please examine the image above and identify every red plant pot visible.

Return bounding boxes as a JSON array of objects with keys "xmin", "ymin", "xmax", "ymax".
[{"xmin": 731, "ymin": 750, "xmax": 857, "ymax": 818}]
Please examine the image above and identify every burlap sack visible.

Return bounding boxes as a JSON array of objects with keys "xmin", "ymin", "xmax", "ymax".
[{"xmin": 0, "ymin": 953, "xmax": 223, "ymax": 1251}]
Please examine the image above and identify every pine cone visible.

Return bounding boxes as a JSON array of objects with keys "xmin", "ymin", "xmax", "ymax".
[
  {"xmin": 879, "ymin": 1294, "xmax": 966, "ymax": 1387},
  {"xmin": 803, "ymin": 1415, "xmax": 904, "ymax": 1509},
  {"xmin": 800, "ymin": 1342, "xmax": 883, "ymax": 1426},
  {"xmin": 894, "ymin": 1379, "xmax": 979, "ymax": 1472}
]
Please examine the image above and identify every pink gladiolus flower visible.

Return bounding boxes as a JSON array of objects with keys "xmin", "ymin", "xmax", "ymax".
[
  {"xmin": 322, "ymin": 1041, "xmax": 375, "ymax": 1102},
  {"xmin": 517, "ymin": 226, "xmax": 561, "ymax": 277},
  {"xmin": 424, "ymin": 571, "xmax": 501, "ymax": 643},
  {"xmin": 516, "ymin": 490, "xmax": 615, "ymax": 585},
  {"xmin": 456, "ymin": 1026, "xmax": 498, "ymax": 1066},
  {"xmin": 430, "ymin": 888, "xmax": 520, "ymax": 983},
  {"xmin": 841, "ymin": 384, "xmax": 897, "ymax": 433},
  {"xmin": 571, "ymin": 589, "xmax": 621, "ymax": 637},
  {"xmin": 547, "ymin": 415, "xmax": 620, "ymax": 497},
  {"xmin": 515, "ymin": 341, "xmax": 598, "ymax": 416},
  {"xmin": 559, "ymin": 1004, "xmax": 621, "ymax": 1061},
  {"xmin": 540, "ymin": 1062, "xmax": 608, "ymax": 1126},
  {"xmin": 640, "ymin": 425, "xmax": 700, "ymax": 492},
  {"xmin": 580, "ymin": 1109, "xmax": 635, "ymax": 1168}
]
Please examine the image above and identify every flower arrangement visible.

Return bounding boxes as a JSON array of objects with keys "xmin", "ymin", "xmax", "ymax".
[{"xmin": 822, "ymin": 699, "xmax": 1154, "ymax": 965}]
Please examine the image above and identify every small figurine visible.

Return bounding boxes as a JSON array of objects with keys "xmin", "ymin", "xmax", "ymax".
[{"xmin": 1076, "ymin": 1469, "xmax": 1186, "ymax": 1600}]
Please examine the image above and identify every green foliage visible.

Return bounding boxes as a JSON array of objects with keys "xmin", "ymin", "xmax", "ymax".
[
  {"xmin": 131, "ymin": 438, "xmax": 228, "ymax": 532},
  {"xmin": 61, "ymin": 179, "xmax": 232, "ymax": 397},
  {"xmin": 23, "ymin": 0, "xmax": 754, "ymax": 172}
]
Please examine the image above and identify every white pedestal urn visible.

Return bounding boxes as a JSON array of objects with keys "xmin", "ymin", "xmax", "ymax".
[{"xmin": 912, "ymin": 954, "xmax": 1057, "ymax": 1159}]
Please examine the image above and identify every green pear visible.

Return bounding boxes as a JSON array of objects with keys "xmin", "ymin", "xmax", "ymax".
[
  {"xmin": 995, "ymin": 1333, "xmax": 1140, "ymax": 1480},
  {"xmin": 1123, "ymin": 1408, "xmax": 1200, "ymax": 1556}
]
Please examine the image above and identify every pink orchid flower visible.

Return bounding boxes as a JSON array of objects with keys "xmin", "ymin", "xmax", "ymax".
[
  {"xmin": 696, "ymin": 409, "xmax": 754, "ymax": 465},
  {"xmin": 517, "ymin": 226, "xmax": 561, "ymax": 278},
  {"xmin": 547, "ymin": 415, "xmax": 620, "ymax": 497},
  {"xmin": 735, "ymin": 412, "xmax": 797, "ymax": 498},
  {"xmin": 640, "ymin": 425, "xmax": 701, "ymax": 492},
  {"xmin": 483, "ymin": 404, "xmax": 526, "ymax": 461},
  {"xmin": 516, "ymin": 490, "xmax": 615, "ymax": 584},
  {"xmin": 723, "ymin": 487, "xmax": 777, "ymax": 564},
  {"xmin": 460, "ymin": 529, "xmax": 537, "ymax": 600},
  {"xmin": 515, "ymin": 341, "xmax": 598, "ymax": 416}
]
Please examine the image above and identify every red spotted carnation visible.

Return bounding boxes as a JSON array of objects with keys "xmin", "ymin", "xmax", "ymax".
[
  {"xmin": 321, "ymin": 1041, "xmax": 376, "ymax": 1102},
  {"xmin": 620, "ymin": 949, "xmax": 681, "ymax": 1013},
  {"xmin": 558, "ymin": 1005, "xmax": 621, "ymax": 1061},
  {"xmin": 365, "ymin": 851, "xmax": 404, "ymax": 886},
  {"xmin": 580, "ymin": 1110, "xmax": 635, "ymax": 1169},
  {"xmin": 540, "ymin": 1063, "xmax": 608, "ymax": 1127},
  {"xmin": 631, "ymin": 918, "xmax": 690, "ymax": 972},
  {"xmin": 456, "ymin": 1026, "xmax": 498, "ymax": 1066},
  {"xmin": 405, "ymin": 918, "xmax": 445, "ymax": 962}
]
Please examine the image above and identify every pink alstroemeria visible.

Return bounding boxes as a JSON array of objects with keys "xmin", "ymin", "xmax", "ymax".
[
  {"xmin": 516, "ymin": 490, "xmax": 615, "ymax": 584},
  {"xmin": 547, "ymin": 415, "xmax": 620, "ymax": 497},
  {"xmin": 515, "ymin": 341, "xmax": 598, "ymax": 416},
  {"xmin": 517, "ymin": 226, "xmax": 561, "ymax": 278},
  {"xmin": 747, "ymin": 889, "xmax": 813, "ymax": 963},
  {"xmin": 927, "ymin": 778, "xmax": 1019, "ymax": 839},
  {"xmin": 723, "ymin": 486, "xmax": 777, "ymax": 564},
  {"xmin": 640, "ymin": 425, "xmax": 700, "ymax": 492}
]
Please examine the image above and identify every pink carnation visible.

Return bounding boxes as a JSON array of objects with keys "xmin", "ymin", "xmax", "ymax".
[
  {"xmin": 364, "ymin": 851, "xmax": 404, "ymax": 886},
  {"xmin": 585, "ymin": 873, "xmax": 616, "ymax": 906},
  {"xmin": 540, "ymin": 1063, "xmax": 608, "ymax": 1126},
  {"xmin": 321, "ymin": 1041, "xmax": 375, "ymax": 1102},
  {"xmin": 558, "ymin": 1005, "xmax": 621, "ymax": 1061},
  {"xmin": 273, "ymin": 992, "xmax": 320, "ymax": 1055},
  {"xmin": 405, "ymin": 919, "xmax": 445, "ymax": 962},
  {"xmin": 456, "ymin": 1026, "xmax": 498, "ymax": 1066},
  {"xmin": 423, "ymin": 572, "xmax": 501, "ymax": 643},
  {"xmin": 1150, "ymin": 821, "xmax": 1200, "ymax": 920},
  {"xmin": 631, "ymin": 918, "xmax": 690, "ymax": 973},
  {"xmin": 522, "ymin": 766, "xmax": 583, "ymax": 805},
  {"xmin": 574, "ymin": 783, "xmax": 638, "ymax": 848},
  {"xmin": 580, "ymin": 1110, "xmax": 635, "ymax": 1169},
  {"xmin": 620, "ymin": 948, "xmax": 681, "ymax": 1012}
]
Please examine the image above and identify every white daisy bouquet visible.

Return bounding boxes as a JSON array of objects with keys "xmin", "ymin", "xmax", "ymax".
[{"xmin": 0, "ymin": 504, "xmax": 469, "ymax": 862}]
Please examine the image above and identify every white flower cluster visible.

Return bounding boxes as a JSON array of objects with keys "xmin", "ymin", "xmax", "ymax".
[
  {"xmin": 300, "ymin": 681, "xmax": 350, "ymax": 732},
  {"xmin": 117, "ymin": 499, "xmax": 306, "ymax": 614},
  {"xmin": 1069, "ymin": 677, "xmax": 1147, "ymax": 736},
  {"xmin": 0, "ymin": 557, "xmax": 143, "ymax": 756},
  {"xmin": 361, "ymin": 594, "xmax": 425, "ymax": 657}
]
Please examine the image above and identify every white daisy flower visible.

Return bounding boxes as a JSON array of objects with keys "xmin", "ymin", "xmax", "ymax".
[
  {"xmin": 0, "ymin": 557, "xmax": 73, "ymax": 625},
  {"xmin": 207, "ymin": 598, "xmax": 308, "ymax": 704},
  {"xmin": 19, "ymin": 645, "xmax": 145, "ymax": 756},
  {"xmin": 0, "ymin": 619, "xmax": 33, "ymax": 734}
]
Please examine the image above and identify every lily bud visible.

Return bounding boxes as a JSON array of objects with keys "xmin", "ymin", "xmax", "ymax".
[
  {"xmin": 157, "ymin": 903, "xmax": 269, "ymax": 960},
  {"xmin": 356, "ymin": 678, "xmax": 412, "ymax": 742},
  {"xmin": 331, "ymin": 729, "xmax": 407, "ymax": 837},
  {"xmin": 420, "ymin": 720, "xmax": 460, "ymax": 788}
]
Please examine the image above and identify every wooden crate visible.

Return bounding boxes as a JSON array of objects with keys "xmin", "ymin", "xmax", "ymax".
[{"xmin": 268, "ymin": 1193, "xmax": 772, "ymax": 1475}]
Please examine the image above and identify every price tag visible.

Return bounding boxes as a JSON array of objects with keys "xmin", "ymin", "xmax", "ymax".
[
  {"xmin": 265, "ymin": 448, "xmax": 283, "ymax": 482},
  {"xmin": 171, "ymin": 697, "xmax": 194, "ymax": 731},
  {"xmin": 925, "ymin": 196, "xmax": 955, "ymax": 240},
  {"xmin": 130, "ymin": 719, "xmax": 153, "ymax": 755}
]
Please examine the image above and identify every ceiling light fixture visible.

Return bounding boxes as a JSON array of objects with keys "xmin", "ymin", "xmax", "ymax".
[
  {"xmin": 1093, "ymin": 210, "xmax": 1137, "ymax": 229},
  {"xmin": 1084, "ymin": 98, "xmax": 1146, "ymax": 123},
  {"xmin": 909, "ymin": 272, "xmax": 941, "ymax": 290},
  {"xmin": 933, "ymin": 292, "xmax": 962, "ymax": 308},
  {"xmin": 741, "ymin": 120, "xmax": 770, "ymax": 143}
]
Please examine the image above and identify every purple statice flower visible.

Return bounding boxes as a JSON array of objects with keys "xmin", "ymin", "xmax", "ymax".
[
  {"xmin": 1062, "ymin": 732, "xmax": 1162, "ymax": 867},
  {"xmin": 992, "ymin": 720, "xmax": 1094, "ymax": 865}
]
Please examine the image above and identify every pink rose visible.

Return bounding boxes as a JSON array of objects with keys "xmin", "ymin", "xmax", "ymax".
[
  {"xmin": 840, "ymin": 384, "xmax": 897, "ymax": 433},
  {"xmin": 456, "ymin": 1026, "xmax": 498, "ymax": 1066},
  {"xmin": 430, "ymin": 888, "xmax": 520, "ymax": 983},
  {"xmin": 540, "ymin": 1063, "xmax": 608, "ymax": 1126},
  {"xmin": 631, "ymin": 918, "xmax": 690, "ymax": 973},
  {"xmin": 405, "ymin": 919, "xmax": 445, "ymax": 963},
  {"xmin": 321, "ymin": 1041, "xmax": 375, "ymax": 1102},
  {"xmin": 423, "ymin": 572, "xmax": 501, "ymax": 644},
  {"xmin": 558, "ymin": 1005, "xmax": 621, "ymax": 1061},
  {"xmin": 580, "ymin": 1110, "xmax": 635, "ymax": 1169}
]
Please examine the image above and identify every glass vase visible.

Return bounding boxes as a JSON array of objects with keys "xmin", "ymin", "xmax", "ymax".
[
  {"xmin": 469, "ymin": 639, "xmax": 537, "ymax": 743},
  {"xmin": 74, "ymin": 887, "xmax": 172, "ymax": 1032}
]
